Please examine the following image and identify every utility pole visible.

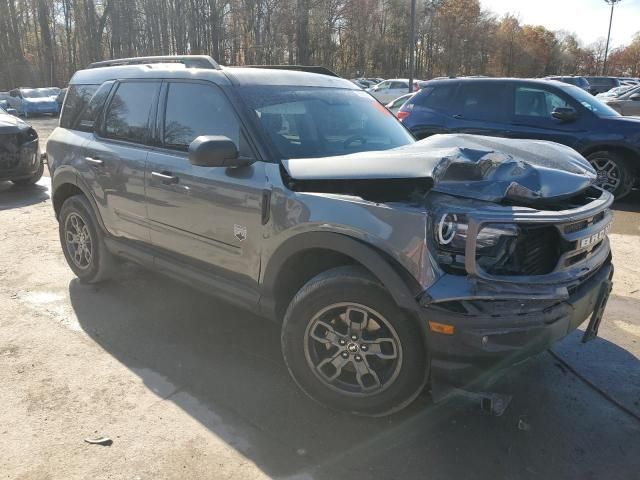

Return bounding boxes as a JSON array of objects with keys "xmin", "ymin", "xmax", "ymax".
[
  {"xmin": 603, "ymin": 0, "xmax": 622, "ymax": 76},
  {"xmin": 408, "ymin": 0, "xmax": 416, "ymax": 93}
]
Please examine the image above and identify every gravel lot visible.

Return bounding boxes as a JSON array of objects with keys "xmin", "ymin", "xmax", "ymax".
[{"xmin": 1, "ymin": 116, "xmax": 639, "ymax": 479}]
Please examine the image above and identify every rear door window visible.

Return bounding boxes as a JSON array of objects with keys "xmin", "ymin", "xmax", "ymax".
[
  {"xmin": 60, "ymin": 84, "xmax": 98, "ymax": 129},
  {"xmin": 455, "ymin": 82, "xmax": 509, "ymax": 122},
  {"xmin": 102, "ymin": 81, "xmax": 160, "ymax": 144},
  {"xmin": 390, "ymin": 81, "xmax": 408, "ymax": 90},
  {"xmin": 414, "ymin": 84, "xmax": 456, "ymax": 113}
]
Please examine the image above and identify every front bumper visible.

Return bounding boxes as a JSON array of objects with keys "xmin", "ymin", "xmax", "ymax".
[
  {"xmin": 420, "ymin": 258, "xmax": 613, "ymax": 389},
  {"xmin": 0, "ymin": 139, "xmax": 40, "ymax": 181}
]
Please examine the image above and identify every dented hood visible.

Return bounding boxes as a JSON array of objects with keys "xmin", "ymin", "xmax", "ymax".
[
  {"xmin": 0, "ymin": 113, "xmax": 29, "ymax": 134},
  {"xmin": 282, "ymin": 134, "xmax": 596, "ymax": 203}
]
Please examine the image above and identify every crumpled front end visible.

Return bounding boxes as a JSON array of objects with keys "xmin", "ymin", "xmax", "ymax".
[
  {"xmin": 0, "ymin": 126, "xmax": 40, "ymax": 180},
  {"xmin": 280, "ymin": 132, "xmax": 615, "ymax": 391},
  {"xmin": 419, "ymin": 187, "xmax": 614, "ymax": 391}
]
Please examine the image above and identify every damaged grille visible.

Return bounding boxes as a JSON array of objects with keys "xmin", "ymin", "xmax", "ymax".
[
  {"xmin": 482, "ymin": 226, "xmax": 560, "ymax": 276},
  {"xmin": 433, "ymin": 187, "xmax": 612, "ymax": 280}
]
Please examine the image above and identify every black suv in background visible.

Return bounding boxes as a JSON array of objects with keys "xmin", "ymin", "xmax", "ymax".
[{"xmin": 399, "ymin": 77, "xmax": 640, "ymax": 198}]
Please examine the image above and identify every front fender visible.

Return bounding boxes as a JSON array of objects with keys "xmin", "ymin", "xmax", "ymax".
[{"xmin": 260, "ymin": 231, "xmax": 423, "ymax": 313}]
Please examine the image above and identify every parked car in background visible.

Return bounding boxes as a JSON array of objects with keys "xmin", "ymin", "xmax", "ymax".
[
  {"xmin": 545, "ymin": 76, "xmax": 590, "ymax": 91},
  {"xmin": 350, "ymin": 79, "xmax": 374, "ymax": 89},
  {"xmin": 47, "ymin": 55, "xmax": 614, "ymax": 416},
  {"xmin": 385, "ymin": 93, "xmax": 414, "ymax": 116},
  {"xmin": 398, "ymin": 77, "xmax": 640, "ymax": 198},
  {"xmin": 43, "ymin": 87, "xmax": 61, "ymax": 96},
  {"xmin": 584, "ymin": 76, "xmax": 620, "ymax": 95},
  {"xmin": 600, "ymin": 85, "xmax": 640, "ymax": 116},
  {"xmin": 0, "ymin": 106, "xmax": 43, "ymax": 186},
  {"xmin": 7, "ymin": 87, "xmax": 60, "ymax": 116},
  {"xmin": 596, "ymin": 85, "xmax": 635, "ymax": 99},
  {"xmin": 367, "ymin": 79, "xmax": 419, "ymax": 103},
  {"xmin": 618, "ymin": 77, "xmax": 640, "ymax": 87}
]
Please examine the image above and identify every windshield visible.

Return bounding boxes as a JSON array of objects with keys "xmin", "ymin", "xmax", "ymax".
[
  {"xmin": 567, "ymin": 85, "xmax": 620, "ymax": 117},
  {"xmin": 20, "ymin": 88, "xmax": 51, "ymax": 99},
  {"xmin": 241, "ymin": 87, "xmax": 414, "ymax": 159}
]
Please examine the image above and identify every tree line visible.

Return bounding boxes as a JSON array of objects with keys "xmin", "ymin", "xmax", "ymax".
[{"xmin": 1, "ymin": 0, "xmax": 639, "ymax": 90}]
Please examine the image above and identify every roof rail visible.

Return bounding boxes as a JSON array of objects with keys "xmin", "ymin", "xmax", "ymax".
[
  {"xmin": 244, "ymin": 65, "xmax": 341, "ymax": 78},
  {"xmin": 87, "ymin": 55, "xmax": 220, "ymax": 70}
]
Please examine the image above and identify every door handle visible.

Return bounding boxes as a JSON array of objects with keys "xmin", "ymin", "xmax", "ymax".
[
  {"xmin": 151, "ymin": 171, "xmax": 179, "ymax": 184},
  {"xmin": 84, "ymin": 156, "xmax": 104, "ymax": 166},
  {"xmin": 452, "ymin": 114, "xmax": 463, "ymax": 119}
]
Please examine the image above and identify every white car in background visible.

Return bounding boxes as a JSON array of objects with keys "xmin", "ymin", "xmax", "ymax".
[
  {"xmin": 385, "ymin": 93, "xmax": 414, "ymax": 116},
  {"xmin": 367, "ymin": 79, "xmax": 419, "ymax": 103}
]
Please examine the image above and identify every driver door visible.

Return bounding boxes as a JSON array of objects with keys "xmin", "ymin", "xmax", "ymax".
[{"xmin": 145, "ymin": 80, "xmax": 267, "ymax": 287}]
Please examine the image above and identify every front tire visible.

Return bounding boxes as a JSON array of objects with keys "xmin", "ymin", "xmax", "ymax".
[
  {"xmin": 281, "ymin": 266, "xmax": 428, "ymax": 416},
  {"xmin": 587, "ymin": 150, "xmax": 634, "ymax": 199},
  {"xmin": 58, "ymin": 195, "xmax": 115, "ymax": 283}
]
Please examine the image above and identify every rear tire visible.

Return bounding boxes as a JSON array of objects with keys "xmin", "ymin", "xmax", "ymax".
[
  {"xmin": 59, "ymin": 195, "xmax": 115, "ymax": 283},
  {"xmin": 587, "ymin": 150, "xmax": 634, "ymax": 199},
  {"xmin": 11, "ymin": 158, "xmax": 44, "ymax": 187},
  {"xmin": 281, "ymin": 266, "xmax": 428, "ymax": 417}
]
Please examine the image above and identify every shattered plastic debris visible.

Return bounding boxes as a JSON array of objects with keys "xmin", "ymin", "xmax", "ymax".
[{"xmin": 84, "ymin": 436, "xmax": 113, "ymax": 446}]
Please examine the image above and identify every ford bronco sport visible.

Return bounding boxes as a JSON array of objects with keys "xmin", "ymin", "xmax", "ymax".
[{"xmin": 47, "ymin": 56, "xmax": 614, "ymax": 416}]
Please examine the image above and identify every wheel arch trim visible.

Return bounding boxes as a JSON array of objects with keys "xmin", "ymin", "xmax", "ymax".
[
  {"xmin": 52, "ymin": 170, "xmax": 107, "ymax": 231},
  {"xmin": 260, "ymin": 231, "xmax": 422, "ymax": 316}
]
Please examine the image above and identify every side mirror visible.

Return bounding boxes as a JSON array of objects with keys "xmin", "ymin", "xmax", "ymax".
[
  {"xmin": 551, "ymin": 106, "xmax": 578, "ymax": 122},
  {"xmin": 6, "ymin": 108, "xmax": 18, "ymax": 116},
  {"xmin": 188, "ymin": 135, "xmax": 249, "ymax": 168},
  {"xmin": 629, "ymin": 93, "xmax": 640, "ymax": 101}
]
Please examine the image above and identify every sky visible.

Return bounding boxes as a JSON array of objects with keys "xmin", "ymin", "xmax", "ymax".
[{"xmin": 481, "ymin": 0, "xmax": 640, "ymax": 48}]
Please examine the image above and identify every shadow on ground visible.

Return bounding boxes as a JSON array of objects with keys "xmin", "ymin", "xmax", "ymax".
[
  {"xmin": 0, "ymin": 179, "xmax": 50, "ymax": 210},
  {"xmin": 69, "ymin": 266, "xmax": 640, "ymax": 479}
]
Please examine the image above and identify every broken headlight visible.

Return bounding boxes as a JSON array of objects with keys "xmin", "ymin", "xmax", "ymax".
[{"xmin": 434, "ymin": 213, "xmax": 518, "ymax": 273}]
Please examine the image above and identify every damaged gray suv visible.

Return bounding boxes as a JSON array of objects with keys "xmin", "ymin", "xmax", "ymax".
[{"xmin": 48, "ymin": 56, "xmax": 614, "ymax": 416}]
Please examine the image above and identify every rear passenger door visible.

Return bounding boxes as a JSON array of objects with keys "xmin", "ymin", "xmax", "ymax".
[
  {"xmin": 145, "ymin": 80, "xmax": 266, "ymax": 288},
  {"xmin": 447, "ymin": 82, "xmax": 511, "ymax": 137},
  {"xmin": 83, "ymin": 80, "xmax": 160, "ymax": 242}
]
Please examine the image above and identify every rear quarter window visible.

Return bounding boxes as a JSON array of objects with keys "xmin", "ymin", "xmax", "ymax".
[
  {"xmin": 413, "ymin": 84, "xmax": 457, "ymax": 113},
  {"xmin": 59, "ymin": 85, "xmax": 98, "ymax": 128}
]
